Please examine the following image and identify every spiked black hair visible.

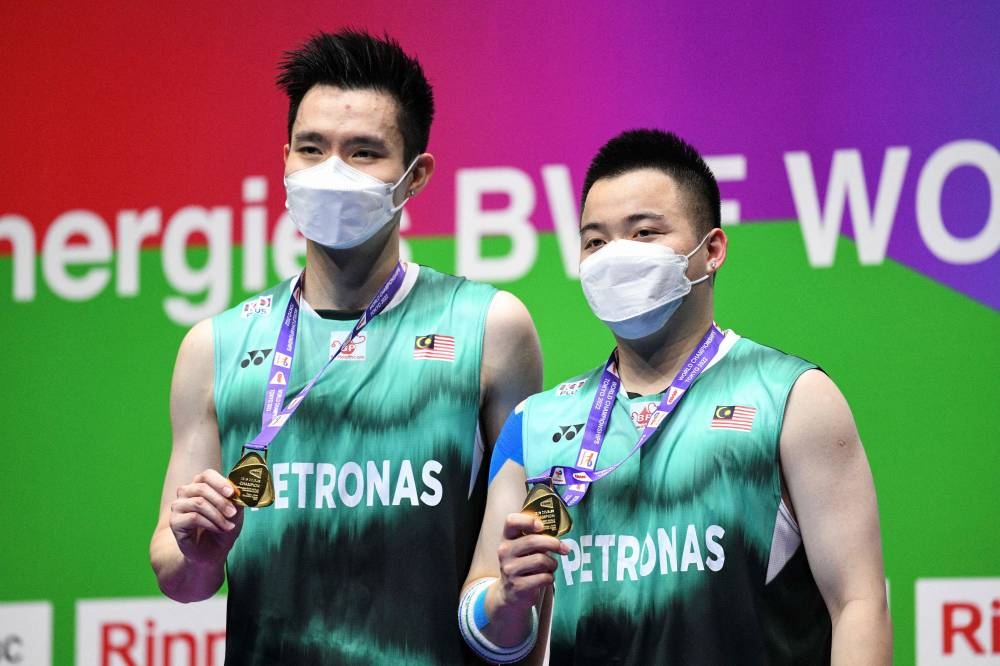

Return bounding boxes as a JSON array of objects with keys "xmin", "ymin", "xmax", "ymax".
[
  {"xmin": 277, "ymin": 29, "xmax": 434, "ymax": 163},
  {"xmin": 582, "ymin": 129, "xmax": 721, "ymax": 236}
]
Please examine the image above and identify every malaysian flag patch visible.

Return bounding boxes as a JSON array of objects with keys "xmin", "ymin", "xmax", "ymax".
[
  {"xmin": 710, "ymin": 405, "xmax": 757, "ymax": 432},
  {"xmin": 413, "ymin": 334, "xmax": 456, "ymax": 361}
]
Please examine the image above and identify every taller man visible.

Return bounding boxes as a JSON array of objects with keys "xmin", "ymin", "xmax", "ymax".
[
  {"xmin": 150, "ymin": 30, "xmax": 541, "ymax": 664},
  {"xmin": 459, "ymin": 129, "xmax": 891, "ymax": 664}
]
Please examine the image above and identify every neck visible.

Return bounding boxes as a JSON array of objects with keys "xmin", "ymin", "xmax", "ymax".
[
  {"xmin": 301, "ymin": 226, "xmax": 401, "ymax": 311},
  {"xmin": 614, "ymin": 309, "xmax": 715, "ymax": 397}
]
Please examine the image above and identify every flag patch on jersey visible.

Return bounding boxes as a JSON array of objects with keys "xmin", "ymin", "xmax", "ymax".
[
  {"xmin": 413, "ymin": 334, "xmax": 455, "ymax": 361},
  {"xmin": 710, "ymin": 405, "xmax": 757, "ymax": 431}
]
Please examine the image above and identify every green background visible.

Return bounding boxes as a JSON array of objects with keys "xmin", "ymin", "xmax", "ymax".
[{"xmin": 2, "ymin": 222, "xmax": 998, "ymax": 665}]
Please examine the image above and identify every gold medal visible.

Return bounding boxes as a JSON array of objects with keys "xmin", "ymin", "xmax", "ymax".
[
  {"xmin": 521, "ymin": 482, "xmax": 572, "ymax": 537},
  {"xmin": 227, "ymin": 449, "xmax": 275, "ymax": 508}
]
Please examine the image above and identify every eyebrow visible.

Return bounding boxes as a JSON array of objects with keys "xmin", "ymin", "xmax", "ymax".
[
  {"xmin": 624, "ymin": 211, "xmax": 666, "ymax": 225},
  {"xmin": 291, "ymin": 130, "xmax": 329, "ymax": 147},
  {"xmin": 342, "ymin": 134, "xmax": 391, "ymax": 152},
  {"xmin": 579, "ymin": 211, "xmax": 666, "ymax": 236}
]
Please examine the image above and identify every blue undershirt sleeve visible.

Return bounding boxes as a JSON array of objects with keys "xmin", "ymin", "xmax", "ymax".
[{"xmin": 488, "ymin": 408, "xmax": 525, "ymax": 486}]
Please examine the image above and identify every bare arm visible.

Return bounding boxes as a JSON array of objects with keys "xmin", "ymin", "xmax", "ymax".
[
  {"xmin": 480, "ymin": 290, "xmax": 543, "ymax": 450},
  {"xmin": 149, "ymin": 318, "xmax": 243, "ymax": 602},
  {"xmin": 462, "ymin": 458, "xmax": 565, "ymax": 659},
  {"xmin": 780, "ymin": 369, "xmax": 892, "ymax": 664},
  {"xmin": 461, "ymin": 291, "xmax": 559, "ymax": 662}
]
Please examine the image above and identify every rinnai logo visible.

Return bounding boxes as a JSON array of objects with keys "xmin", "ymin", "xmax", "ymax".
[
  {"xmin": 0, "ymin": 601, "xmax": 51, "ymax": 665},
  {"xmin": 916, "ymin": 578, "xmax": 1000, "ymax": 664},
  {"xmin": 76, "ymin": 597, "xmax": 226, "ymax": 666}
]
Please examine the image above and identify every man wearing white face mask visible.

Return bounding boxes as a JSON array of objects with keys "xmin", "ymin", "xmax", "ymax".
[
  {"xmin": 149, "ymin": 30, "xmax": 541, "ymax": 665},
  {"xmin": 459, "ymin": 130, "xmax": 891, "ymax": 664}
]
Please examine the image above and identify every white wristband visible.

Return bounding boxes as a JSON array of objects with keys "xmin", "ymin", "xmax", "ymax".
[{"xmin": 458, "ymin": 577, "xmax": 538, "ymax": 664}]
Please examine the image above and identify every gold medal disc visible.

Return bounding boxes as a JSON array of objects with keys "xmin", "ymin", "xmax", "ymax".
[
  {"xmin": 227, "ymin": 450, "xmax": 275, "ymax": 508},
  {"xmin": 521, "ymin": 483, "xmax": 572, "ymax": 537}
]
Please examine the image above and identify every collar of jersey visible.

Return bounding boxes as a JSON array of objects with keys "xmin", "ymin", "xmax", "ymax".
[
  {"xmin": 616, "ymin": 328, "xmax": 742, "ymax": 399},
  {"xmin": 295, "ymin": 262, "xmax": 422, "ymax": 320}
]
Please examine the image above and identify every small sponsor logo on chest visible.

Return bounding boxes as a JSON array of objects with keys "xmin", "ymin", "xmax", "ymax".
[
  {"xmin": 330, "ymin": 332, "xmax": 368, "ymax": 361},
  {"xmin": 557, "ymin": 379, "xmax": 587, "ymax": 396},
  {"xmin": 241, "ymin": 295, "xmax": 272, "ymax": 318},
  {"xmin": 631, "ymin": 401, "xmax": 659, "ymax": 430}
]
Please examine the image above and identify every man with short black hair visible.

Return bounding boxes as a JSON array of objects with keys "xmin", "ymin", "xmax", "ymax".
[
  {"xmin": 150, "ymin": 30, "xmax": 541, "ymax": 664},
  {"xmin": 460, "ymin": 129, "xmax": 891, "ymax": 664}
]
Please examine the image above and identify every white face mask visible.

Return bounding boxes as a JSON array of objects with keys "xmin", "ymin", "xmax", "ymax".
[
  {"xmin": 579, "ymin": 234, "xmax": 711, "ymax": 340},
  {"xmin": 284, "ymin": 155, "xmax": 418, "ymax": 249}
]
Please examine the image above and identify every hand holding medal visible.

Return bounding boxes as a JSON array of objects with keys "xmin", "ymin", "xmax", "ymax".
[
  {"xmin": 227, "ymin": 449, "xmax": 275, "ymax": 508},
  {"xmin": 521, "ymin": 482, "xmax": 572, "ymax": 537}
]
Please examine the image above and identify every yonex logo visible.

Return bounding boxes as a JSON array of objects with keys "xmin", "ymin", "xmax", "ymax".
[
  {"xmin": 552, "ymin": 424, "xmax": 584, "ymax": 443},
  {"xmin": 249, "ymin": 468, "xmax": 262, "ymax": 479},
  {"xmin": 240, "ymin": 349, "xmax": 272, "ymax": 368},
  {"xmin": 540, "ymin": 498, "xmax": 554, "ymax": 509}
]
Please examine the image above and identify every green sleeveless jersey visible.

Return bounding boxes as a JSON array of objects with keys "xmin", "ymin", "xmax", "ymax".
[
  {"xmin": 213, "ymin": 265, "xmax": 496, "ymax": 665},
  {"xmin": 520, "ymin": 333, "xmax": 831, "ymax": 665}
]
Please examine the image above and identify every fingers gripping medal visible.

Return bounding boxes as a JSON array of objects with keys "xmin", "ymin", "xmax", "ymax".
[
  {"xmin": 227, "ymin": 448, "xmax": 275, "ymax": 508},
  {"xmin": 521, "ymin": 482, "xmax": 572, "ymax": 537}
]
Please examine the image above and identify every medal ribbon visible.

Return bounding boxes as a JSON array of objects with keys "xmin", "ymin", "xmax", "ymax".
[
  {"xmin": 527, "ymin": 324, "xmax": 724, "ymax": 506},
  {"xmin": 245, "ymin": 262, "xmax": 406, "ymax": 452}
]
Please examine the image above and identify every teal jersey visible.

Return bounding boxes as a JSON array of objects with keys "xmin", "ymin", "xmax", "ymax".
[
  {"xmin": 213, "ymin": 265, "xmax": 496, "ymax": 665},
  {"xmin": 518, "ymin": 333, "xmax": 830, "ymax": 665}
]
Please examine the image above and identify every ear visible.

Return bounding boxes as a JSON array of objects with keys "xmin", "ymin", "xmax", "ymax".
[
  {"xmin": 406, "ymin": 153, "xmax": 436, "ymax": 196},
  {"xmin": 705, "ymin": 228, "xmax": 728, "ymax": 276},
  {"xmin": 282, "ymin": 143, "xmax": 290, "ymax": 165}
]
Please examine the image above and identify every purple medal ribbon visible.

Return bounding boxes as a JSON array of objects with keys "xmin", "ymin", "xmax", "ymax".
[
  {"xmin": 527, "ymin": 324, "xmax": 725, "ymax": 506},
  {"xmin": 245, "ymin": 262, "xmax": 407, "ymax": 452}
]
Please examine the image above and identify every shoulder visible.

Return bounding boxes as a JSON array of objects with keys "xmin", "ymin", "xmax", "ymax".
[
  {"xmin": 523, "ymin": 364, "xmax": 605, "ymax": 413},
  {"xmin": 207, "ymin": 279, "xmax": 294, "ymax": 359},
  {"xmin": 214, "ymin": 278, "xmax": 294, "ymax": 326},
  {"xmin": 485, "ymin": 290, "xmax": 534, "ymax": 338},
  {"xmin": 416, "ymin": 264, "xmax": 498, "ymax": 298},
  {"xmin": 727, "ymin": 333, "xmax": 814, "ymax": 366},
  {"xmin": 778, "ymin": 369, "xmax": 865, "ymax": 480},
  {"xmin": 481, "ymin": 290, "xmax": 542, "ymax": 396},
  {"xmin": 176, "ymin": 317, "xmax": 214, "ymax": 365},
  {"xmin": 717, "ymin": 333, "xmax": 817, "ymax": 383},
  {"xmin": 784, "ymin": 369, "xmax": 855, "ymax": 435}
]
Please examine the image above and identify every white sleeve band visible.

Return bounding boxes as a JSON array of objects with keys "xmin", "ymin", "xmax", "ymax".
[{"xmin": 458, "ymin": 577, "xmax": 538, "ymax": 664}]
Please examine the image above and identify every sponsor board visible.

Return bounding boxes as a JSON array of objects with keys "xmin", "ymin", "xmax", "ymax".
[
  {"xmin": 76, "ymin": 597, "xmax": 226, "ymax": 666},
  {"xmin": 917, "ymin": 578, "xmax": 1000, "ymax": 664},
  {"xmin": 0, "ymin": 601, "xmax": 52, "ymax": 665}
]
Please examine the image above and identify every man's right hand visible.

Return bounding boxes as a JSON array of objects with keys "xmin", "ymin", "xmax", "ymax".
[
  {"xmin": 491, "ymin": 512, "xmax": 568, "ymax": 618},
  {"xmin": 170, "ymin": 469, "xmax": 244, "ymax": 566}
]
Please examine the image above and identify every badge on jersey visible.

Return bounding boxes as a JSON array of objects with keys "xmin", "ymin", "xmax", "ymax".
[
  {"xmin": 522, "ymin": 482, "xmax": 572, "ymax": 537},
  {"xmin": 227, "ymin": 449, "xmax": 275, "ymax": 508},
  {"xmin": 710, "ymin": 405, "xmax": 757, "ymax": 432}
]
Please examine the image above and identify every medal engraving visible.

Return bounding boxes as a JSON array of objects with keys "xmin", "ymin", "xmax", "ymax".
[
  {"xmin": 521, "ymin": 483, "xmax": 572, "ymax": 537},
  {"xmin": 227, "ymin": 450, "xmax": 275, "ymax": 508}
]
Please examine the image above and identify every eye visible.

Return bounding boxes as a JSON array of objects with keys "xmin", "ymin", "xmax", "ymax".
[
  {"xmin": 296, "ymin": 145, "xmax": 322, "ymax": 156},
  {"xmin": 633, "ymin": 228, "xmax": 659, "ymax": 240},
  {"xmin": 352, "ymin": 148, "xmax": 381, "ymax": 160},
  {"xmin": 582, "ymin": 237, "xmax": 606, "ymax": 251}
]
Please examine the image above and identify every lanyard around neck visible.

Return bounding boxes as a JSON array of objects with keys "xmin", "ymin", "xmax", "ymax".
[
  {"xmin": 527, "ymin": 324, "xmax": 725, "ymax": 506},
  {"xmin": 244, "ymin": 263, "xmax": 407, "ymax": 452}
]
